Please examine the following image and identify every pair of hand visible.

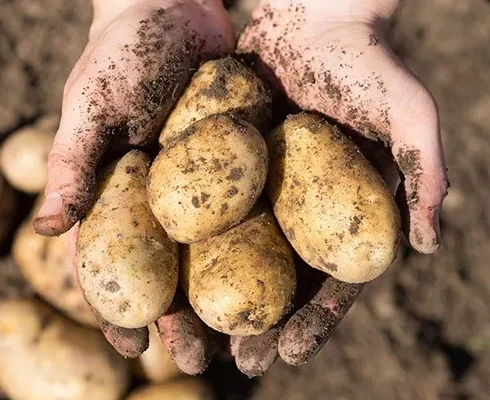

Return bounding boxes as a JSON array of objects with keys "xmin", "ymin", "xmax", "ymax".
[{"xmin": 35, "ymin": 0, "xmax": 448, "ymax": 376}]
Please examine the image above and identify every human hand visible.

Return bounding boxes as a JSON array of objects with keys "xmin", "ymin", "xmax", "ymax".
[
  {"xmin": 238, "ymin": 0, "xmax": 448, "ymax": 254},
  {"xmin": 228, "ymin": 0, "xmax": 449, "ymax": 375},
  {"xmin": 33, "ymin": 0, "xmax": 234, "ymax": 236}
]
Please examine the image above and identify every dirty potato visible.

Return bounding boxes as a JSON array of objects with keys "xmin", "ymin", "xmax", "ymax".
[
  {"xmin": 148, "ymin": 114, "xmax": 268, "ymax": 243},
  {"xmin": 12, "ymin": 196, "xmax": 96, "ymax": 327},
  {"xmin": 126, "ymin": 378, "xmax": 214, "ymax": 400},
  {"xmin": 138, "ymin": 324, "xmax": 182, "ymax": 383},
  {"xmin": 181, "ymin": 204, "xmax": 296, "ymax": 336},
  {"xmin": 77, "ymin": 150, "xmax": 179, "ymax": 329},
  {"xmin": 0, "ymin": 115, "xmax": 57, "ymax": 193},
  {"xmin": 159, "ymin": 56, "xmax": 271, "ymax": 148},
  {"xmin": 267, "ymin": 113, "xmax": 401, "ymax": 283},
  {"xmin": 0, "ymin": 299, "xmax": 129, "ymax": 400}
]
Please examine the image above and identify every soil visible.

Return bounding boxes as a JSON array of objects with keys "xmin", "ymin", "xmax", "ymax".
[{"xmin": 1, "ymin": 0, "xmax": 489, "ymax": 399}]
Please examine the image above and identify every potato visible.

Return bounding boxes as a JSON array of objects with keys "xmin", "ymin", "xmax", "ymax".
[
  {"xmin": 0, "ymin": 299, "xmax": 129, "ymax": 400},
  {"xmin": 77, "ymin": 150, "xmax": 179, "ymax": 329},
  {"xmin": 126, "ymin": 379, "xmax": 214, "ymax": 400},
  {"xmin": 148, "ymin": 114, "xmax": 268, "ymax": 243},
  {"xmin": 181, "ymin": 204, "xmax": 296, "ymax": 336},
  {"xmin": 159, "ymin": 56, "xmax": 271, "ymax": 148},
  {"xmin": 138, "ymin": 323, "xmax": 182, "ymax": 383},
  {"xmin": 0, "ymin": 175, "xmax": 16, "ymax": 244},
  {"xmin": 267, "ymin": 113, "xmax": 400, "ymax": 283},
  {"xmin": 0, "ymin": 115, "xmax": 57, "ymax": 193},
  {"xmin": 12, "ymin": 196, "xmax": 97, "ymax": 327}
]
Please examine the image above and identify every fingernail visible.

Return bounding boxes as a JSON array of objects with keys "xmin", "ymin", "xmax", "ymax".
[{"xmin": 37, "ymin": 192, "xmax": 63, "ymax": 218}]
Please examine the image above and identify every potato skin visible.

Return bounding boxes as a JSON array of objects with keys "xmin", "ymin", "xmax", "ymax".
[
  {"xmin": 149, "ymin": 114, "xmax": 268, "ymax": 243},
  {"xmin": 0, "ymin": 299, "xmax": 129, "ymax": 400},
  {"xmin": 126, "ymin": 379, "xmax": 214, "ymax": 400},
  {"xmin": 138, "ymin": 324, "xmax": 182, "ymax": 383},
  {"xmin": 77, "ymin": 150, "xmax": 179, "ymax": 329},
  {"xmin": 0, "ymin": 115, "xmax": 57, "ymax": 193},
  {"xmin": 181, "ymin": 205, "xmax": 296, "ymax": 336},
  {"xmin": 12, "ymin": 196, "xmax": 96, "ymax": 327},
  {"xmin": 267, "ymin": 113, "xmax": 400, "ymax": 283},
  {"xmin": 159, "ymin": 56, "xmax": 271, "ymax": 148}
]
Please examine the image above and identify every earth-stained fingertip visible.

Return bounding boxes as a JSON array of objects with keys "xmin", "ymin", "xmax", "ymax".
[{"xmin": 98, "ymin": 320, "xmax": 149, "ymax": 358}]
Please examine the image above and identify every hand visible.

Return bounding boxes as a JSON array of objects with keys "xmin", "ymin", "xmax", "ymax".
[
  {"xmin": 42, "ymin": 0, "xmax": 233, "ymax": 371},
  {"xmin": 33, "ymin": 0, "xmax": 234, "ymax": 236},
  {"xmin": 238, "ymin": 0, "xmax": 448, "ymax": 255},
  {"xmin": 228, "ymin": 0, "xmax": 449, "ymax": 375}
]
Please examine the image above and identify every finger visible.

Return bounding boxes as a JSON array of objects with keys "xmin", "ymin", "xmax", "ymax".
[
  {"xmin": 68, "ymin": 224, "xmax": 149, "ymax": 358},
  {"xmin": 96, "ymin": 317, "xmax": 149, "ymax": 358},
  {"xmin": 279, "ymin": 276, "xmax": 363, "ymax": 366},
  {"xmin": 230, "ymin": 326, "xmax": 281, "ymax": 378},
  {"xmin": 390, "ymin": 86, "xmax": 448, "ymax": 254},
  {"xmin": 156, "ymin": 292, "xmax": 210, "ymax": 375}
]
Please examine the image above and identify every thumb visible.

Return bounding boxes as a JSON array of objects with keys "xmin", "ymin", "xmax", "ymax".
[{"xmin": 389, "ymin": 79, "xmax": 448, "ymax": 254}]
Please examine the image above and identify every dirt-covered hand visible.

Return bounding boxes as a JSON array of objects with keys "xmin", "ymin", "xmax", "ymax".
[
  {"xmin": 238, "ymin": 0, "xmax": 448, "ymax": 254},
  {"xmin": 34, "ymin": 0, "xmax": 234, "ymax": 236}
]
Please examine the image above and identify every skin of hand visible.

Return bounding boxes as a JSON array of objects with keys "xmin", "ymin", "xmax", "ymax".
[
  {"xmin": 33, "ymin": 0, "xmax": 234, "ymax": 236},
  {"xmin": 49, "ymin": 0, "xmax": 234, "ymax": 369},
  {"xmin": 230, "ymin": 0, "xmax": 449, "ymax": 376}
]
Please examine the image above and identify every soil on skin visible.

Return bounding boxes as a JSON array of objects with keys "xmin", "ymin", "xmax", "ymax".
[{"xmin": 1, "ymin": 0, "xmax": 489, "ymax": 399}]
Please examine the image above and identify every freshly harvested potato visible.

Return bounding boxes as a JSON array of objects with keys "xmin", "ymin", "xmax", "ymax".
[
  {"xmin": 0, "ymin": 299, "xmax": 129, "ymax": 400},
  {"xmin": 0, "ymin": 115, "xmax": 57, "ymax": 193},
  {"xmin": 138, "ymin": 323, "xmax": 182, "ymax": 383},
  {"xmin": 159, "ymin": 56, "xmax": 271, "ymax": 148},
  {"xmin": 126, "ymin": 379, "xmax": 214, "ymax": 400},
  {"xmin": 0, "ymin": 175, "xmax": 16, "ymax": 244},
  {"xmin": 148, "ymin": 114, "xmax": 268, "ymax": 243},
  {"xmin": 12, "ymin": 196, "xmax": 96, "ymax": 327},
  {"xmin": 267, "ymin": 113, "xmax": 400, "ymax": 283},
  {"xmin": 181, "ymin": 204, "xmax": 296, "ymax": 336},
  {"xmin": 77, "ymin": 150, "xmax": 179, "ymax": 329}
]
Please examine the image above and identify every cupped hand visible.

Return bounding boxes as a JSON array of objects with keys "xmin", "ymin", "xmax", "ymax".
[
  {"xmin": 229, "ymin": 0, "xmax": 449, "ymax": 375},
  {"xmin": 238, "ymin": 0, "xmax": 448, "ymax": 254},
  {"xmin": 34, "ymin": 0, "xmax": 234, "ymax": 236}
]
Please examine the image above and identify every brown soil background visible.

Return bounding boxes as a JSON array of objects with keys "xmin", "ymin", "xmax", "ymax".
[{"xmin": 1, "ymin": 0, "xmax": 489, "ymax": 399}]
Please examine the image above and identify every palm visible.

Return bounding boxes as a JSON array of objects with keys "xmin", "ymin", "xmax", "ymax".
[{"xmin": 238, "ymin": 2, "xmax": 448, "ymax": 254}]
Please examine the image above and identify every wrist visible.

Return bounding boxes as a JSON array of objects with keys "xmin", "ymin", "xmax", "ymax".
[
  {"xmin": 262, "ymin": 0, "xmax": 400, "ymax": 23},
  {"xmin": 92, "ymin": 0, "xmax": 225, "ymax": 22}
]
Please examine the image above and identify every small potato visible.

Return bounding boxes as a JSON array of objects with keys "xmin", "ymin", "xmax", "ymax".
[
  {"xmin": 138, "ymin": 324, "xmax": 182, "ymax": 383},
  {"xmin": 148, "ymin": 114, "xmax": 268, "ymax": 243},
  {"xmin": 159, "ymin": 56, "xmax": 271, "ymax": 148},
  {"xmin": 126, "ymin": 379, "xmax": 214, "ymax": 400},
  {"xmin": 267, "ymin": 113, "xmax": 401, "ymax": 283},
  {"xmin": 78, "ymin": 150, "xmax": 179, "ymax": 329},
  {"xmin": 13, "ymin": 196, "xmax": 96, "ymax": 327},
  {"xmin": 181, "ymin": 204, "xmax": 296, "ymax": 336},
  {"xmin": 0, "ymin": 115, "xmax": 57, "ymax": 193},
  {"xmin": 0, "ymin": 175, "xmax": 16, "ymax": 244},
  {"xmin": 0, "ymin": 299, "xmax": 129, "ymax": 400}
]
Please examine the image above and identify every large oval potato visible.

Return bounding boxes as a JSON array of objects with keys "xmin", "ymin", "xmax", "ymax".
[
  {"xmin": 126, "ymin": 379, "xmax": 214, "ymax": 400},
  {"xmin": 159, "ymin": 56, "xmax": 271, "ymax": 148},
  {"xmin": 148, "ymin": 114, "xmax": 268, "ymax": 243},
  {"xmin": 0, "ymin": 299, "xmax": 129, "ymax": 400},
  {"xmin": 181, "ymin": 204, "xmax": 296, "ymax": 336},
  {"xmin": 0, "ymin": 175, "xmax": 16, "ymax": 244},
  {"xmin": 138, "ymin": 323, "xmax": 182, "ymax": 383},
  {"xmin": 0, "ymin": 115, "xmax": 57, "ymax": 193},
  {"xmin": 267, "ymin": 113, "xmax": 400, "ymax": 283},
  {"xmin": 77, "ymin": 150, "xmax": 179, "ymax": 329},
  {"xmin": 13, "ymin": 196, "xmax": 96, "ymax": 327}
]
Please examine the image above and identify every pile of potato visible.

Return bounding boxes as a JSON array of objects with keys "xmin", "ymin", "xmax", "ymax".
[{"xmin": 0, "ymin": 56, "xmax": 400, "ymax": 399}]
